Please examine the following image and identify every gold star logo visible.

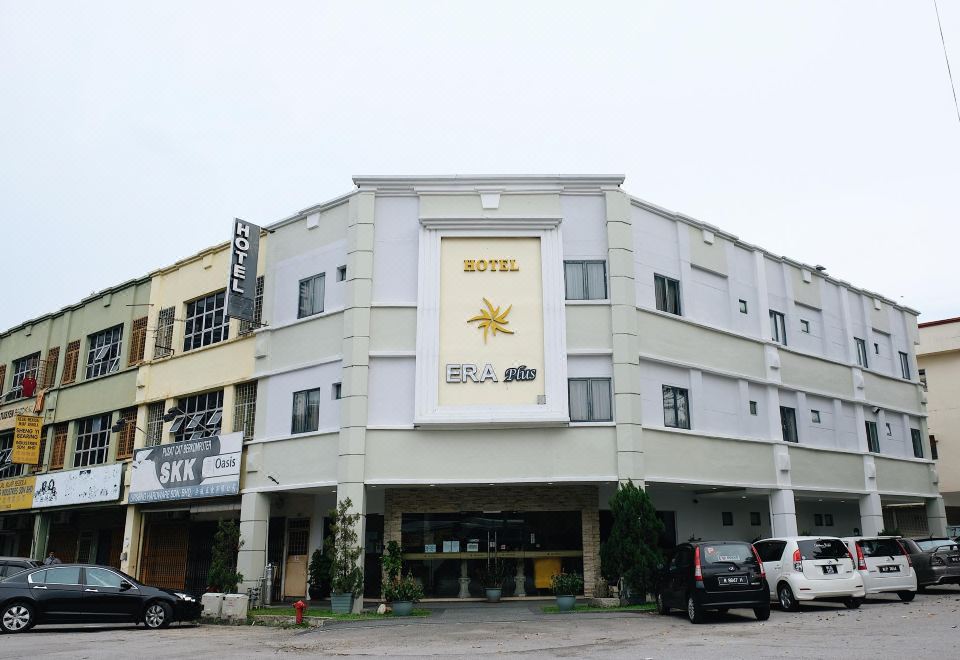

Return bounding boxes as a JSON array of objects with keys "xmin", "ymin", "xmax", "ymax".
[{"xmin": 467, "ymin": 298, "xmax": 514, "ymax": 343}]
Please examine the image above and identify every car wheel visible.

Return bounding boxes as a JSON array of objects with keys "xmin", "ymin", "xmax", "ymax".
[
  {"xmin": 143, "ymin": 601, "xmax": 172, "ymax": 629},
  {"xmin": 0, "ymin": 602, "xmax": 34, "ymax": 634},
  {"xmin": 754, "ymin": 605, "xmax": 771, "ymax": 621},
  {"xmin": 686, "ymin": 594, "xmax": 705, "ymax": 624},
  {"xmin": 843, "ymin": 597, "xmax": 862, "ymax": 610},
  {"xmin": 655, "ymin": 592, "xmax": 670, "ymax": 615},
  {"xmin": 778, "ymin": 583, "xmax": 799, "ymax": 612},
  {"xmin": 898, "ymin": 591, "xmax": 915, "ymax": 602}
]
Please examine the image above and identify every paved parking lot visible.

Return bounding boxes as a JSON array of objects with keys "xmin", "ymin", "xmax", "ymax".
[{"xmin": 3, "ymin": 587, "xmax": 959, "ymax": 658}]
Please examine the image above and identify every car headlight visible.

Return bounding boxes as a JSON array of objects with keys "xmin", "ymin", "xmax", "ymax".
[{"xmin": 174, "ymin": 592, "xmax": 196, "ymax": 602}]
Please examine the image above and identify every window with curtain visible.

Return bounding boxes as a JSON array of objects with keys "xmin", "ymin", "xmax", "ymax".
[
  {"xmin": 662, "ymin": 385, "xmax": 690, "ymax": 429},
  {"xmin": 567, "ymin": 378, "xmax": 612, "ymax": 422},
  {"xmin": 291, "ymin": 388, "xmax": 321, "ymax": 433},
  {"xmin": 654, "ymin": 274, "xmax": 682, "ymax": 315},
  {"xmin": 298, "ymin": 273, "xmax": 325, "ymax": 318},
  {"xmin": 563, "ymin": 261, "xmax": 606, "ymax": 300},
  {"xmin": 780, "ymin": 406, "xmax": 798, "ymax": 442}
]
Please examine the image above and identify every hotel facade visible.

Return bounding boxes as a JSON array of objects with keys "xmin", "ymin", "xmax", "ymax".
[{"xmin": 235, "ymin": 175, "xmax": 942, "ymax": 603}]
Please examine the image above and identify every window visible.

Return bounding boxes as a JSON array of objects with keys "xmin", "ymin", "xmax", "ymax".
[
  {"xmin": 61, "ymin": 340, "xmax": 80, "ymax": 385},
  {"xmin": 780, "ymin": 406, "xmax": 798, "ymax": 443},
  {"xmin": 911, "ymin": 428, "xmax": 923, "ymax": 459},
  {"xmin": 115, "ymin": 408, "xmax": 137, "ymax": 460},
  {"xmin": 899, "ymin": 352, "xmax": 910, "ymax": 380},
  {"xmin": 824, "ymin": 514, "xmax": 834, "ymax": 527},
  {"xmin": 298, "ymin": 274, "xmax": 325, "ymax": 318},
  {"xmin": 85, "ymin": 567, "xmax": 123, "ymax": 588},
  {"xmin": 919, "ymin": 368, "xmax": 927, "ymax": 391},
  {"xmin": 154, "ymin": 306, "xmax": 175, "ymax": 358},
  {"xmin": 654, "ymin": 274, "xmax": 681, "ymax": 315},
  {"xmin": 564, "ymin": 261, "xmax": 607, "ymax": 300},
  {"xmin": 145, "ymin": 402, "xmax": 164, "ymax": 447},
  {"xmin": 811, "ymin": 410, "xmax": 821, "ymax": 424},
  {"xmin": 291, "ymin": 388, "xmax": 321, "ymax": 434},
  {"xmin": 0, "ymin": 365, "xmax": 5, "ymax": 395},
  {"xmin": 931, "ymin": 434, "xmax": 938, "ymax": 460},
  {"xmin": 749, "ymin": 400, "xmax": 758, "ymax": 415},
  {"xmin": 739, "ymin": 299, "xmax": 748, "ymax": 314},
  {"xmin": 49, "ymin": 423, "xmax": 67, "ymax": 470},
  {"xmin": 855, "ymin": 338, "xmax": 868, "ymax": 368},
  {"xmin": 173, "ymin": 390, "xmax": 223, "ymax": 443},
  {"xmin": 239, "ymin": 276, "xmax": 265, "ymax": 335},
  {"xmin": 184, "ymin": 291, "xmax": 229, "ymax": 351},
  {"xmin": 85, "ymin": 325, "xmax": 123, "ymax": 379},
  {"xmin": 814, "ymin": 514, "xmax": 824, "ymax": 526},
  {"xmin": 128, "ymin": 316, "xmax": 148, "ymax": 366},
  {"xmin": 233, "ymin": 381, "xmax": 258, "ymax": 441},
  {"xmin": 568, "ymin": 378, "xmax": 613, "ymax": 422},
  {"xmin": 865, "ymin": 420, "xmax": 880, "ymax": 453},
  {"xmin": 332, "ymin": 382, "xmax": 342, "ymax": 400},
  {"xmin": 662, "ymin": 385, "xmax": 690, "ymax": 429},
  {"xmin": 721, "ymin": 512, "xmax": 733, "ymax": 527},
  {"xmin": 800, "ymin": 319, "xmax": 810, "ymax": 334},
  {"xmin": 750, "ymin": 512, "xmax": 762, "ymax": 526},
  {"xmin": 10, "ymin": 352, "xmax": 40, "ymax": 398},
  {"xmin": 30, "ymin": 566, "xmax": 81, "ymax": 585},
  {"xmin": 42, "ymin": 346, "xmax": 60, "ymax": 389},
  {"xmin": 73, "ymin": 414, "xmax": 112, "ymax": 467},
  {"xmin": 769, "ymin": 310, "xmax": 787, "ymax": 345},
  {"xmin": 337, "ymin": 265, "xmax": 347, "ymax": 282},
  {"xmin": 0, "ymin": 432, "xmax": 22, "ymax": 479}
]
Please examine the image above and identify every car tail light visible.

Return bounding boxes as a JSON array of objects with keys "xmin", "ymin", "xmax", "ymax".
[
  {"xmin": 855, "ymin": 543, "xmax": 867, "ymax": 570},
  {"xmin": 932, "ymin": 555, "xmax": 945, "ymax": 566},
  {"xmin": 897, "ymin": 540, "xmax": 912, "ymax": 567},
  {"xmin": 793, "ymin": 548, "xmax": 803, "ymax": 572},
  {"xmin": 751, "ymin": 545, "xmax": 766, "ymax": 579},
  {"xmin": 694, "ymin": 545, "xmax": 703, "ymax": 582}
]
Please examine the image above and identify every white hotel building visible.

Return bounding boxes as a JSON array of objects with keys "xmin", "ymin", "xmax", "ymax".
[{"xmin": 237, "ymin": 175, "xmax": 942, "ymax": 602}]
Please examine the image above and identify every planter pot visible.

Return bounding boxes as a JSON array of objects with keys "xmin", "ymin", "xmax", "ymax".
[
  {"xmin": 330, "ymin": 593, "xmax": 354, "ymax": 614},
  {"xmin": 485, "ymin": 588, "xmax": 502, "ymax": 603},
  {"xmin": 308, "ymin": 585, "xmax": 326, "ymax": 600},
  {"xmin": 556, "ymin": 595, "xmax": 577, "ymax": 612},
  {"xmin": 391, "ymin": 601, "xmax": 414, "ymax": 616}
]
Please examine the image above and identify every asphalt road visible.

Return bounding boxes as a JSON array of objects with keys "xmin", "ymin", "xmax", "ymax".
[{"xmin": 3, "ymin": 587, "xmax": 959, "ymax": 659}]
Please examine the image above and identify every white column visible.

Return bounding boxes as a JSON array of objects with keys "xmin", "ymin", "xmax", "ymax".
[
  {"xmin": 769, "ymin": 489, "xmax": 798, "ymax": 537},
  {"xmin": 238, "ymin": 492, "xmax": 271, "ymax": 593},
  {"xmin": 926, "ymin": 497, "xmax": 948, "ymax": 537},
  {"xmin": 858, "ymin": 493, "xmax": 884, "ymax": 537}
]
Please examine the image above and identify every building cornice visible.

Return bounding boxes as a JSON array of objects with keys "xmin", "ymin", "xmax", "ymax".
[{"xmin": 353, "ymin": 174, "xmax": 625, "ymax": 193}]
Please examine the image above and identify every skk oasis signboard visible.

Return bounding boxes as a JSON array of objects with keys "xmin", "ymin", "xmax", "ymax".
[
  {"xmin": 129, "ymin": 432, "xmax": 242, "ymax": 504},
  {"xmin": 224, "ymin": 218, "xmax": 261, "ymax": 322}
]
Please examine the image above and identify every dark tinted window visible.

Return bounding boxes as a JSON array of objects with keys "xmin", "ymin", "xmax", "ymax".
[
  {"xmin": 699, "ymin": 543, "xmax": 756, "ymax": 565},
  {"xmin": 859, "ymin": 539, "xmax": 904, "ymax": 557},
  {"xmin": 85, "ymin": 567, "xmax": 123, "ymax": 588},
  {"xmin": 755, "ymin": 540, "xmax": 787, "ymax": 563},
  {"xmin": 798, "ymin": 539, "xmax": 849, "ymax": 560},
  {"xmin": 915, "ymin": 539, "xmax": 959, "ymax": 552},
  {"xmin": 676, "ymin": 546, "xmax": 694, "ymax": 568}
]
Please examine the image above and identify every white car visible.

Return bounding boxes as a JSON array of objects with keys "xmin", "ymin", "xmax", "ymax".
[
  {"xmin": 841, "ymin": 536, "xmax": 917, "ymax": 601},
  {"xmin": 753, "ymin": 536, "xmax": 865, "ymax": 611}
]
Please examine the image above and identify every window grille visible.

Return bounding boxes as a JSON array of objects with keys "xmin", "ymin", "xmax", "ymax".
[
  {"xmin": 73, "ymin": 414, "xmax": 112, "ymax": 467},
  {"xmin": 233, "ymin": 381, "xmax": 258, "ymax": 441},
  {"xmin": 183, "ymin": 291, "xmax": 229, "ymax": 351},
  {"xmin": 173, "ymin": 390, "xmax": 223, "ymax": 443},
  {"xmin": 50, "ymin": 423, "xmax": 67, "ymax": 470},
  {"xmin": 239, "ymin": 276, "xmax": 265, "ymax": 335},
  {"xmin": 61, "ymin": 341, "xmax": 80, "ymax": 385},
  {"xmin": 154, "ymin": 307, "xmax": 175, "ymax": 358},
  {"xmin": 146, "ymin": 402, "xmax": 164, "ymax": 447},
  {"xmin": 0, "ymin": 433, "xmax": 23, "ymax": 479},
  {"xmin": 129, "ymin": 316, "xmax": 148, "ymax": 365},
  {"xmin": 86, "ymin": 326, "xmax": 123, "ymax": 379},
  {"xmin": 9, "ymin": 352, "xmax": 40, "ymax": 398},
  {"xmin": 42, "ymin": 347, "xmax": 60, "ymax": 389},
  {"xmin": 115, "ymin": 408, "xmax": 137, "ymax": 459}
]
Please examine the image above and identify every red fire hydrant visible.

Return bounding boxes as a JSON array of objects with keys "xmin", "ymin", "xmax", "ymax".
[{"xmin": 294, "ymin": 600, "xmax": 306, "ymax": 624}]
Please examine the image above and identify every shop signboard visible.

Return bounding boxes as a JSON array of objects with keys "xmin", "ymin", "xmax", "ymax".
[
  {"xmin": 129, "ymin": 432, "xmax": 242, "ymax": 504},
  {"xmin": 0, "ymin": 475, "xmax": 36, "ymax": 512},
  {"xmin": 12, "ymin": 414, "xmax": 43, "ymax": 464},
  {"xmin": 224, "ymin": 218, "xmax": 261, "ymax": 322},
  {"xmin": 0, "ymin": 404, "xmax": 34, "ymax": 432},
  {"xmin": 32, "ymin": 464, "xmax": 124, "ymax": 509}
]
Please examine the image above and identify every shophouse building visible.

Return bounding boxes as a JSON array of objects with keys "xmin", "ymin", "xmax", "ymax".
[
  {"xmin": 236, "ymin": 175, "xmax": 942, "ymax": 605},
  {"xmin": 0, "ymin": 277, "xmax": 151, "ymax": 565},
  {"xmin": 917, "ymin": 317, "xmax": 960, "ymax": 528},
  {"xmin": 121, "ymin": 240, "xmax": 264, "ymax": 595}
]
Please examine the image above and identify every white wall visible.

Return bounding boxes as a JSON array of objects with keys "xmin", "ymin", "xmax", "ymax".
[
  {"xmin": 633, "ymin": 207, "xmax": 681, "ymax": 309},
  {"xmin": 367, "ymin": 357, "xmax": 415, "ymax": 426},
  {"xmin": 561, "ymin": 194, "xmax": 607, "ymax": 260},
  {"xmin": 639, "ymin": 360, "xmax": 691, "ymax": 429},
  {"xmin": 371, "ymin": 195, "xmax": 419, "ymax": 305},
  {"xmin": 260, "ymin": 361, "xmax": 343, "ymax": 439},
  {"xmin": 270, "ymin": 240, "xmax": 347, "ymax": 326}
]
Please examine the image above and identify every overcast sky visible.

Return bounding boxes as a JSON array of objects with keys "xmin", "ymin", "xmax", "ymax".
[{"xmin": 1, "ymin": 1, "xmax": 958, "ymax": 332}]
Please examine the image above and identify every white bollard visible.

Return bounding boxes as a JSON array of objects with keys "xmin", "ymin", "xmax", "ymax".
[
  {"xmin": 201, "ymin": 593, "xmax": 225, "ymax": 621},
  {"xmin": 221, "ymin": 594, "xmax": 250, "ymax": 622}
]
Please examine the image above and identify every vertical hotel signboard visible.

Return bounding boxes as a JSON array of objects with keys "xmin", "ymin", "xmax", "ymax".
[{"xmin": 224, "ymin": 218, "xmax": 261, "ymax": 322}]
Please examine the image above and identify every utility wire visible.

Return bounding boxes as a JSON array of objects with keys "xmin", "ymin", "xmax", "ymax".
[{"xmin": 934, "ymin": 0, "xmax": 960, "ymax": 124}]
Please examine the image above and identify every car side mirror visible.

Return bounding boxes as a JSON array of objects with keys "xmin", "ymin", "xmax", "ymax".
[{"xmin": 119, "ymin": 581, "xmax": 133, "ymax": 591}]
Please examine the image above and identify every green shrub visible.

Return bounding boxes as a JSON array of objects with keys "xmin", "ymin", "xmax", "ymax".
[
  {"xmin": 308, "ymin": 548, "xmax": 332, "ymax": 597},
  {"xmin": 600, "ymin": 480, "xmax": 664, "ymax": 601},
  {"xmin": 207, "ymin": 519, "xmax": 244, "ymax": 593},
  {"xmin": 550, "ymin": 572, "xmax": 584, "ymax": 596},
  {"xmin": 326, "ymin": 498, "xmax": 364, "ymax": 597}
]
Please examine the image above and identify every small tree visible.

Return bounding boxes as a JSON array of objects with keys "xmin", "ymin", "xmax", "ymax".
[
  {"xmin": 207, "ymin": 519, "xmax": 244, "ymax": 593},
  {"xmin": 308, "ymin": 548, "xmax": 332, "ymax": 597},
  {"xmin": 325, "ymin": 498, "xmax": 364, "ymax": 598},
  {"xmin": 600, "ymin": 480, "xmax": 664, "ymax": 602}
]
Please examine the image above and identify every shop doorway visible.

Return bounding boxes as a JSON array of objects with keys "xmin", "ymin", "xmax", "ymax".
[{"xmin": 283, "ymin": 519, "xmax": 309, "ymax": 599}]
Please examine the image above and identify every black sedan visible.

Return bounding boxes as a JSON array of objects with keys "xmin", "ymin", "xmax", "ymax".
[
  {"xmin": 0, "ymin": 564, "xmax": 201, "ymax": 633},
  {"xmin": 902, "ymin": 538, "xmax": 960, "ymax": 589}
]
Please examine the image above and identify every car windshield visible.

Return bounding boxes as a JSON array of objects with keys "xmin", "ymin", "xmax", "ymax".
[
  {"xmin": 860, "ymin": 539, "xmax": 904, "ymax": 557},
  {"xmin": 915, "ymin": 539, "xmax": 959, "ymax": 552},
  {"xmin": 699, "ymin": 543, "xmax": 757, "ymax": 565},
  {"xmin": 798, "ymin": 539, "xmax": 849, "ymax": 560}
]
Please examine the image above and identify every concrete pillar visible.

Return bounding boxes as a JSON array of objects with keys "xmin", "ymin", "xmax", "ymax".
[
  {"xmin": 120, "ymin": 505, "xmax": 143, "ymax": 578},
  {"xmin": 238, "ymin": 491, "xmax": 271, "ymax": 593},
  {"xmin": 30, "ymin": 512, "xmax": 51, "ymax": 561},
  {"xmin": 581, "ymin": 505, "xmax": 600, "ymax": 598},
  {"xmin": 769, "ymin": 489, "xmax": 798, "ymax": 537},
  {"xmin": 858, "ymin": 492, "xmax": 884, "ymax": 537},
  {"xmin": 926, "ymin": 496, "xmax": 948, "ymax": 537}
]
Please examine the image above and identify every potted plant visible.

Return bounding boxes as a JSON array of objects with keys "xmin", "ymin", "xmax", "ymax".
[
  {"xmin": 326, "ymin": 498, "xmax": 364, "ymax": 614},
  {"xmin": 207, "ymin": 519, "xmax": 244, "ymax": 593},
  {"xmin": 308, "ymin": 548, "xmax": 332, "ymax": 600},
  {"xmin": 381, "ymin": 540, "xmax": 423, "ymax": 616},
  {"xmin": 551, "ymin": 572, "xmax": 584, "ymax": 612},
  {"xmin": 477, "ymin": 558, "xmax": 509, "ymax": 603}
]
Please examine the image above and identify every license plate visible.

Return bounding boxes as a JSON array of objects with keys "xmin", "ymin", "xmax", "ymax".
[
  {"xmin": 822, "ymin": 565, "xmax": 838, "ymax": 574},
  {"xmin": 718, "ymin": 576, "xmax": 747, "ymax": 586},
  {"xmin": 879, "ymin": 565, "xmax": 900, "ymax": 573}
]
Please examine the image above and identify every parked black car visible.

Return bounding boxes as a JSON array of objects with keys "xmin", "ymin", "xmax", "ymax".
[
  {"xmin": 655, "ymin": 541, "xmax": 770, "ymax": 623},
  {"xmin": 902, "ymin": 538, "xmax": 960, "ymax": 589},
  {"xmin": 0, "ymin": 557, "xmax": 40, "ymax": 579},
  {"xmin": 0, "ymin": 564, "xmax": 201, "ymax": 633}
]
